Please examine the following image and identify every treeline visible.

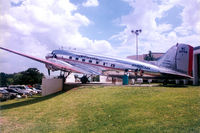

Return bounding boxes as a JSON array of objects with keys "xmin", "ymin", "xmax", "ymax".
[
  {"xmin": 0, "ymin": 68, "xmax": 44, "ymax": 87},
  {"xmin": 144, "ymin": 51, "xmax": 156, "ymax": 61}
]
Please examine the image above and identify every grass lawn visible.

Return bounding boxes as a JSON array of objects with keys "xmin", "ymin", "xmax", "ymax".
[{"xmin": 0, "ymin": 85, "xmax": 200, "ymax": 133}]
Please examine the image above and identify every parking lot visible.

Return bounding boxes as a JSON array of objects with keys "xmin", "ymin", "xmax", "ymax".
[{"xmin": 0, "ymin": 85, "xmax": 41, "ymax": 102}]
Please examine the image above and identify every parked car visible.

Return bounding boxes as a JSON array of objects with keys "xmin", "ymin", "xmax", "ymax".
[
  {"xmin": 24, "ymin": 86, "xmax": 35, "ymax": 94},
  {"xmin": 35, "ymin": 88, "xmax": 42, "ymax": 94},
  {"xmin": 9, "ymin": 85, "xmax": 33, "ymax": 96},
  {"xmin": 6, "ymin": 88, "xmax": 23, "ymax": 99},
  {"xmin": 0, "ymin": 89, "xmax": 10, "ymax": 101},
  {"xmin": 33, "ymin": 84, "xmax": 41, "ymax": 90},
  {"xmin": 0, "ymin": 87, "xmax": 7, "ymax": 90},
  {"xmin": 30, "ymin": 87, "xmax": 42, "ymax": 94}
]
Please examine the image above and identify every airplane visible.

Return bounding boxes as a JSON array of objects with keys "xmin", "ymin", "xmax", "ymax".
[{"xmin": 0, "ymin": 43, "xmax": 193, "ymax": 84}]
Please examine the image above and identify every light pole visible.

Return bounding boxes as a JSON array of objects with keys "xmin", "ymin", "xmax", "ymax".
[{"xmin": 131, "ymin": 29, "xmax": 142, "ymax": 60}]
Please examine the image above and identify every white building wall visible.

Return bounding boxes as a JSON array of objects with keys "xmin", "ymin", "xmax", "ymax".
[{"xmin": 42, "ymin": 78, "xmax": 63, "ymax": 96}]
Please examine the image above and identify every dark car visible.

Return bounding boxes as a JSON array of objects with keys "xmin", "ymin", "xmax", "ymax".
[
  {"xmin": 0, "ymin": 89, "xmax": 10, "ymax": 101},
  {"xmin": 9, "ymin": 85, "xmax": 33, "ymax": 96},
  {"xmin": 6, "ymin": 88, "xmax": 23, "ymax": 97}
]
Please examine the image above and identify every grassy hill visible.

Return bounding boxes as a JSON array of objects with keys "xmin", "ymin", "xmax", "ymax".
[{"xmin": 0, "ymin": 85, "xmax": 200, "ymax": 132}]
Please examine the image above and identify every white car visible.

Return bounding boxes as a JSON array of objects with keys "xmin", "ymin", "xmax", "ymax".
[
  {"xmin": 9, "ymin": 85, "xmax": 33, "ymax": 96},
  {"xmin": 29, "ymin": 87, "xmax": 39, "ymax": 94}
]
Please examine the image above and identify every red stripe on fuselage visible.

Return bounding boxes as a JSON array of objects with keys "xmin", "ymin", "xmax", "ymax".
[{"xmin": 188, "ymin": 45, "xmax": 193, "ymax": 76}]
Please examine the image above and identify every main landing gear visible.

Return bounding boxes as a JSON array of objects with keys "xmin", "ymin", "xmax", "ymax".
[{"xmin": 80, "ymin": 75, "xmax": 89, "ymax": 84}]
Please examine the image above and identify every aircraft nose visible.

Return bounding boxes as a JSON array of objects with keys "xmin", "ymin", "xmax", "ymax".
[{"xmin": 45, "ymin": 53, "xmax": 53, "ymax": 59}]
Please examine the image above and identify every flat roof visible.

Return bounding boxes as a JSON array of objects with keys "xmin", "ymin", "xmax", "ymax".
[{"xmin": 194, "ymin": 46, "xmax": 200, "ymax": 50}]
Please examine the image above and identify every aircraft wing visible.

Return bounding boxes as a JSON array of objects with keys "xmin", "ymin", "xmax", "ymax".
[
  {"xmin": 66, "ymin": 61, "xmax": 105, "ymax": 75},
  {"xmin": 0, "ymin": 47, "xmax": 83, "ymax": 73}
]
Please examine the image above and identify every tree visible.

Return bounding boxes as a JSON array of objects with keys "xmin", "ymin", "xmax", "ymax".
[
  {"xmin": 13, "ymin": 73, "xmax": 23, "ymax": 85},
  {"xmin": 0, "ymin": 73, "xmax": 7, "ymax": 87},
  {"xmin": 144, "ymin": 51, "xmax": 155, "ymax": 61},
  {"xmin": 0, "ymin": 68, "xmax": 44, "ymax": 86},
  {"xmin": 0, "ymin": 73, "xmax": 14, "ymax": 87},
  {"xmin": 92, "ymin": 75, "xmax": 100, "ymax": 82},
  {"xmin": 19, "ymin": 68, "xmax": 44, "ymax": 85}
]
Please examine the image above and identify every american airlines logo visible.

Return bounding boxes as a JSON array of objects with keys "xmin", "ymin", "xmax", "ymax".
[{"xmin": 179, "ymin": 47, "xmax": 188, "ymax": 54}]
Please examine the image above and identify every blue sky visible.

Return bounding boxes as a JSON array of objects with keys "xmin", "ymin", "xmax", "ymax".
[
  {"xmin": 75, "ymin": 0, "xmax": 130, "ymax": 41},
  {"xmin": 156, "ymin": 5, "xmax": 183, "ymax": 29},
  {"xmin": 0, "ymin": 0, "xmax": 199, "ymax": 74}
]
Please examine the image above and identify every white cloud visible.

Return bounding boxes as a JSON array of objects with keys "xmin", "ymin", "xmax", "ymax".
[
  {"xmin": 0, "ymin": 0, "xmax": 111, "ymax": 74},
  {"xmin": 92, "ymin": 40, "xmax": 113, "ymax": 53},
  {"xmin": 178, "ymin": 0, "xmax": 200, "ymax": 34},
  {"xmin": 82, "ymin": 0, "xmax": 99, "ymax": 7},
  {"xmin": 0, "ymin": 0, "xmax": 199, "ymax": 75},
  {"xmin": 112, "ymin": 0, "xmax": 200, "ymax": 55}
]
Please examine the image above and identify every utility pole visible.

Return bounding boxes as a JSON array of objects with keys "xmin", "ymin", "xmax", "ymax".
[{"xmin": 131, "ymin": 29, "xmax": 142, "ymax": 60}]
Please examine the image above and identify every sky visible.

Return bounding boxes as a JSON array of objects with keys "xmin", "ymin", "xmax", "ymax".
[{"xmin": 0, "ymin": 0, "xmax": 200, "ymax": 75}]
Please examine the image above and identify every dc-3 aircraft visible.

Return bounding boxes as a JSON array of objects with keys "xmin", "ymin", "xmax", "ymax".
[{"xmin": 0, "ymin": 43, "xmax": 193, "ymax": 84}]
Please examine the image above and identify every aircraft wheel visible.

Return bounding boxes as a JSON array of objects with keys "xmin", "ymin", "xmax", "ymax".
[{"xmin": 81, "ymin": 76, "xmax": 89, "ymax": 84}]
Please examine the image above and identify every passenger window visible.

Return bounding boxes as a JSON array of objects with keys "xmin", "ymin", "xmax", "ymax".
[
  {"xmin": 111, "ymin": 64, "xmax": 115, "ymax": 68},
  {"xmin": 76, "ymin": 57, "xmax": 79, "ymax": 60},
  {"xmin": 69, "ymin": 56, "xmax": 72, "ymax": 59},
  {"xmin": 82, "ymin": 59, "xmax": 85, "ymax": 62},
  {"xmin": 96, "ymin": 61, "xmax": 99, "ymax": 64},
  {"xmin": 103, "ymin": 62, "xmax": 106, "ymax": 66},
  {"xmin": 89, "ymin": 60, "xmax": 92, "ymax": 63}
]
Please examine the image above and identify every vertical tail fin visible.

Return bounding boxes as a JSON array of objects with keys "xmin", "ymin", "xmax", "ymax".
[{"xmin": 157, "ymin": 43, "xmax": 193, "ymax": 76}]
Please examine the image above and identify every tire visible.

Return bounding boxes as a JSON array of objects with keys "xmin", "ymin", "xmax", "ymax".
[{"xmin": 81, "ymin": 76, "xmax": 88, "ymax": 84}]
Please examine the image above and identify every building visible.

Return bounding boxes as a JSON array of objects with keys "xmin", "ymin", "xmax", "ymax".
[
  {"xmin": 193, "ymin": 46, "xmax": 200, "ymax": 85},
  {"xmin": 127, "ymin": 52, "xmax": 164, "ymax": 61}
]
